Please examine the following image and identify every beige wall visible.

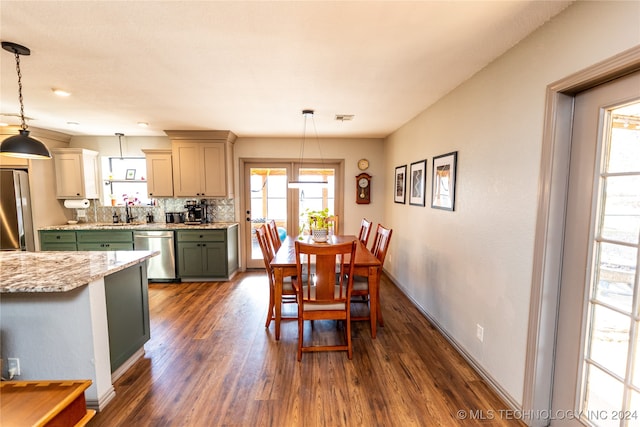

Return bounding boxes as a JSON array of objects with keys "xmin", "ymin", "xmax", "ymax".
[
  {"xmin": 383, "ymin": 1, "xmax": 640, "ymax": 405},
  {"xmin": 69, "ymin": 135, "xmax": 170, "ymax": 157},
  {"xmin": 234, "ymin": 137, "xmax": 385, "ymax": 236}
]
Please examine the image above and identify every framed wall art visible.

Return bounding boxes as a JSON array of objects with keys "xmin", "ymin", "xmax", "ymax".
[
  {"xmin": 126, "ymin": 169, "xmax": 136, "ymax": 180},
  {"xmin": 394, "ymin": 165, "xmax": 407, "ymax": 204},
  {"xmin": 431, "ymin": 151, "xmax": 457, "ymax": 211},
  {"xmin": 409, "ymin": 160, "xmax": 427, "ymax": 206}
]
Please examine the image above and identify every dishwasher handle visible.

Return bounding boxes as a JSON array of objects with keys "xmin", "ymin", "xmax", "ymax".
[{"xmin": 133, "ymin": 231, "xmax": 174, "ymax": 239}]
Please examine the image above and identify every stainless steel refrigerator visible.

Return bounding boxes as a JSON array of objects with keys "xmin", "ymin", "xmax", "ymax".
[{"xmin": 1, "ymin": 169, "xmax": 35, "ymax": 251}]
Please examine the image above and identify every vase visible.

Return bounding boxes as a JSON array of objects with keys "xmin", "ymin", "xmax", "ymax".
[{"xmin": 311, "ymin": 228, "xmax": 329, "ymax": 242}]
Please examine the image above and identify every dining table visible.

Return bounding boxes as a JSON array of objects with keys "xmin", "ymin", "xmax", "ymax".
[{"xmin": 270, "ymin": 234, "xmax": 382, "ymax": 340}]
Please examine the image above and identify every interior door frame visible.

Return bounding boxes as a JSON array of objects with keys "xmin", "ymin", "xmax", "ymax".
[{"xmin": 524, "ymin": 45, "xmax": 640, "ymax": 427}]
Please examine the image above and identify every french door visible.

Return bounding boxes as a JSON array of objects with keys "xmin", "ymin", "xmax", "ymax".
[
  {"xmin": 243, "ymin": 160, "xmax": 340, "ymax": 269},
  {"xmin": 552, "ymin": 71, "xmax": 640, "ymax": 426}
]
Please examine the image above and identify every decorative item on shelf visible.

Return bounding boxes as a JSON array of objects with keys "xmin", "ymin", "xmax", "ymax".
[
  {"xmin": 302, "ymin": 208, "xmax": 333, "ymax": 242},
  {"xmin": 0, "ymin": 42, "xmax": 51, "ymax": 159},
  {"xmin": 288, "ymin": 109, "xmax": 329, "ymax": 188}
]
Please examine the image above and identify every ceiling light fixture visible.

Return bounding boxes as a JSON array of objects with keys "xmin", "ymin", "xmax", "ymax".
[
  {"xmin": 0, "ymin": 41, "xmax": 51, "ymax": 159},
  {"xmin": 288, "ymin": 109, "xmax": 328, "ymax": 188},
  {"xmin": 137, "ymin": 122, "xmax": 149, "ymax": 128},
  {"xmin": 52, "ymin": 88, "xmax": 71, "ymax": 97}
]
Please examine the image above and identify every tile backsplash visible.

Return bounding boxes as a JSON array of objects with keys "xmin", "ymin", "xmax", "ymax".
[{"xmin": 79, "ymin": 198, "xmax": 236, "ymax": 224}]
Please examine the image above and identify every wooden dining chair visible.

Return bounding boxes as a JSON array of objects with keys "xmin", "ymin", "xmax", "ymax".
[
  {"xmin": 293, "ymin": 240, "xmax": 357, "ymax": 361},
  {"xmin": 358, "ymin": 217, "xmax": 372, "ymax": 246},
  {"xmin": 266, "ymin": 219, "xmax": 282, "ymax": 252},
  {"xmin": 352, "ymin": 224, "xmax": 393, "ymax": 326},
  {"xmin": 256, "ymin": 225, "xmax": 297, "ymax": 328},
  {"xmin": 327, "ymin": 215, "xmax": 338, "ymax": 235}
]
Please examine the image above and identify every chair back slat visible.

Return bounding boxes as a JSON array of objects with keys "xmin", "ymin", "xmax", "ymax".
[
  {"xmin": 256, "ymin": 225, "xmax": 275, "ymax": 276},
  {"xmin": 295, "ymin": 240, "xmax": 356, "ymax": 304},
  {"xmin": 266, "ymin": 219, "xmax": 281, "ymax": 252},
  {"xmin": 371, "ymin": 224, "xmax": 393, "ymax": 265},
  {"xmin": 358, "ymin": 218, "xmax": 372, "ymax": 246}
]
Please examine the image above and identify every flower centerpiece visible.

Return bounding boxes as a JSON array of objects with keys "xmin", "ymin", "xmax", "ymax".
[{"xmin": 302, "ymin": 208, "xmax": 331, "ymax": 242}]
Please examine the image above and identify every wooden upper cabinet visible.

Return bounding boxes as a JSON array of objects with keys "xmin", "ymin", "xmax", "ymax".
[
  {"xmin": 166, "ymin": 130, "xmax": 236, "ymax": 198},
  {"xmin": 142, "ymin": 149, "xmax": 173, "ymax": 197},
  {"xmin": 51, "ymin": 148, "xmax": 99, "ymax": 199}
]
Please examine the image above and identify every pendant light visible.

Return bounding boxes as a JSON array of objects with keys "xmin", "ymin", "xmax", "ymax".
[
  {"xmin": 0, "ymin": 41, "xmax": 51, "ymax": 159},
  {"xmin": 288, "ymin": 109, "xmax": 328, "ymax": 188}
]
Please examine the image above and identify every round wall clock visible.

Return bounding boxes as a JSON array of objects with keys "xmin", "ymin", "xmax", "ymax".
[{"xmin": 357, "ymin": 158, "xmax": 369, "ymax": 171}]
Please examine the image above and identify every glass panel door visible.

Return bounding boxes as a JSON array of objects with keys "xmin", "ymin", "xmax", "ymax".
[
  {"xmin": 245, "ymin": 165, "xmax": 289, "ymax": 269},
  {"xmin": 552, "ymin": 71, "xmax": 640, "ymax": 427},
  {"xmin": 244, "ymin": 160, "xmax": 342, "ymax": 269},
  {"xmin": 297, "ymin": 166, "xmax": 336, "ymax": 236},
  {"xmin": 580, "ymin": 101, "xmax": 640, "ymax": 424}
]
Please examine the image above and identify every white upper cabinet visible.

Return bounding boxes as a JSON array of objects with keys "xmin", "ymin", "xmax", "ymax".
[
  {"xmin": 142, "ymin": 149, "xmax": 174, "ymax": 197},
  {"xmin": 166, "ymin": 130, "xmax": 236, "ymax": 198},
  {"xmin": 51, "ymin": 148, "xmax": 99, "ymax": 199}
]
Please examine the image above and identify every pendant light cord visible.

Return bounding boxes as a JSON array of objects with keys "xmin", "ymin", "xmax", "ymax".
[
  {"xmin": 13, "ymin": 51, "xmax": 28, "ymax": 131},
  {"xmin": 116, "ymin": 133, "xmax": 124, "ymax": 158}
]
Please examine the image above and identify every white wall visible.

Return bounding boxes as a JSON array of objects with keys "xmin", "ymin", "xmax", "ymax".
[{"xmin": 382, "ymin": 1, "xmax": 640, "ymax": 405}]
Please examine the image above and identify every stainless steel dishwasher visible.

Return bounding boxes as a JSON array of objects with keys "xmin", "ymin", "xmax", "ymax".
[{"xmin": 134, "ymin": 230, "xmax": 176, "ymax": 281}]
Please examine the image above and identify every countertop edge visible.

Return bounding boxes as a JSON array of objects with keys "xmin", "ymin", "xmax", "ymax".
[{"xmin": 0, "ymin": 251, "xmax": 159, "ymax": 293}]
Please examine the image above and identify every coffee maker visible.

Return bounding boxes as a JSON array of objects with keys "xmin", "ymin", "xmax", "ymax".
[{"xmin": 185, "ymin": 200, "xmax": 204, "ymax": 224}]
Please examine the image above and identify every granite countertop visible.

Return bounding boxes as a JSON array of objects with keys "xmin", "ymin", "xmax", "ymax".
[
  {"xmin": 0, "ymin": 251, "xmax": 158, "ymax": 293},
  {"xmin": 39, "ymin": 222, "xmax": 239, "ymax": 231}
]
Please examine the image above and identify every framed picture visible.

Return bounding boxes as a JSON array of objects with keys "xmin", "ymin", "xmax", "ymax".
[
  {"xmin": 409, "ymin": 160, "xmax": 427, "ymax": 206},
  {"xmin": 126, "ymin": 169, "xmax": 136, "ymax": 180},
  {"xmin": 431, "ymin": 151, "xmax": 457, "ymax": 211},
  {"xmin": 394, "ymin": 165, "xmax": 407, "ymax": 204}
]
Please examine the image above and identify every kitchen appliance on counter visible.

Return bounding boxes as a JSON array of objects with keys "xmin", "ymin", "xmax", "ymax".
[
  {"xmin": 0, "ymin": 170, "xmax": 35, "ymax": 251},
  {"xmin": 133, "ymin": 230, "xmax": 176, "ymax": 281},
  {"xmin": 165, "ymin": 212, "xmax": 185, "ymax": 223},
  {"xmin": 185, "ymin": 200, "xmax": 205, "ymax": 224}
]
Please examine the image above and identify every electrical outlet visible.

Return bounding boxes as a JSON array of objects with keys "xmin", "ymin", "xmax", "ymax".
[
  {"xmin": 8, "ymin": 358, "xmax": 20, "ymax": 376},
  {"xmin": 476, "ymin": 324, "xmax": 484, "ymax": 343}
]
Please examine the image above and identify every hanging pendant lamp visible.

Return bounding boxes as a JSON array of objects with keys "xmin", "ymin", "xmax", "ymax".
[
  {"xmin": 288, "ymin": 109, "xmax": 328, "ymax": 188},
  {"xmin": 0, "ymin": 41, "xmax": 51, "ymax": 159}
]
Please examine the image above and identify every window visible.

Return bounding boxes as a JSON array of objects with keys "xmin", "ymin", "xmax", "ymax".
[{"xmin": 102, "ymin": 157, "xmax": 150, "ymax": 206}]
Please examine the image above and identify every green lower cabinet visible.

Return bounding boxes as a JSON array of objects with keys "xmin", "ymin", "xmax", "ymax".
[
  {"xmin": 76, "ymin": 230, "xmax": 134, "ymax": 251},
  {"xmin": 77, "ymin": 242, "xmax": 134, "ymax": 251},
  {"xmin": 177, "ymin": 241, "xmax": 226, "ymax": 277},
  {"xmin": 176, "ymin": 228, "xmax": 237, "ymax": 279},
  {"xmin": 40, "ymin": 231, "xmax": 77, "ymax": 251},
  {"xmin": 40, "ymin": 230, "xmax": 135, "ymax": 251}
]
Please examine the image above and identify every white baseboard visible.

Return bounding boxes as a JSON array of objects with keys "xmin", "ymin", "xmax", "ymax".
[{"xmin": 384, "ymin": 271, "xmax": 522, "ymax": 413}]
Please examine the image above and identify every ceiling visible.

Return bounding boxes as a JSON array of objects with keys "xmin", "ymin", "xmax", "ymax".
[{"xmin": 1, "ymin": 1, "xmax": 573, "ymax": 138}]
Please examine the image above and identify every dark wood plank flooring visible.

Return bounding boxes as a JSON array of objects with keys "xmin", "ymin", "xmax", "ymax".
[{"xmin": 88, "ymin": 271, "xmax": 524, "ymax": 426}]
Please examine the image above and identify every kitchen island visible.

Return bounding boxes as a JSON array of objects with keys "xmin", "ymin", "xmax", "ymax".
[{"xmin": 0, "ymin": 250, "xmax": 157, "ymax": 411}]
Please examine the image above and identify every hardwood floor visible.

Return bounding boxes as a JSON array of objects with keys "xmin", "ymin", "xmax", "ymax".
[{"xmin": 89, "ymin": 272, "xmax": 524, "ymax": 426}]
